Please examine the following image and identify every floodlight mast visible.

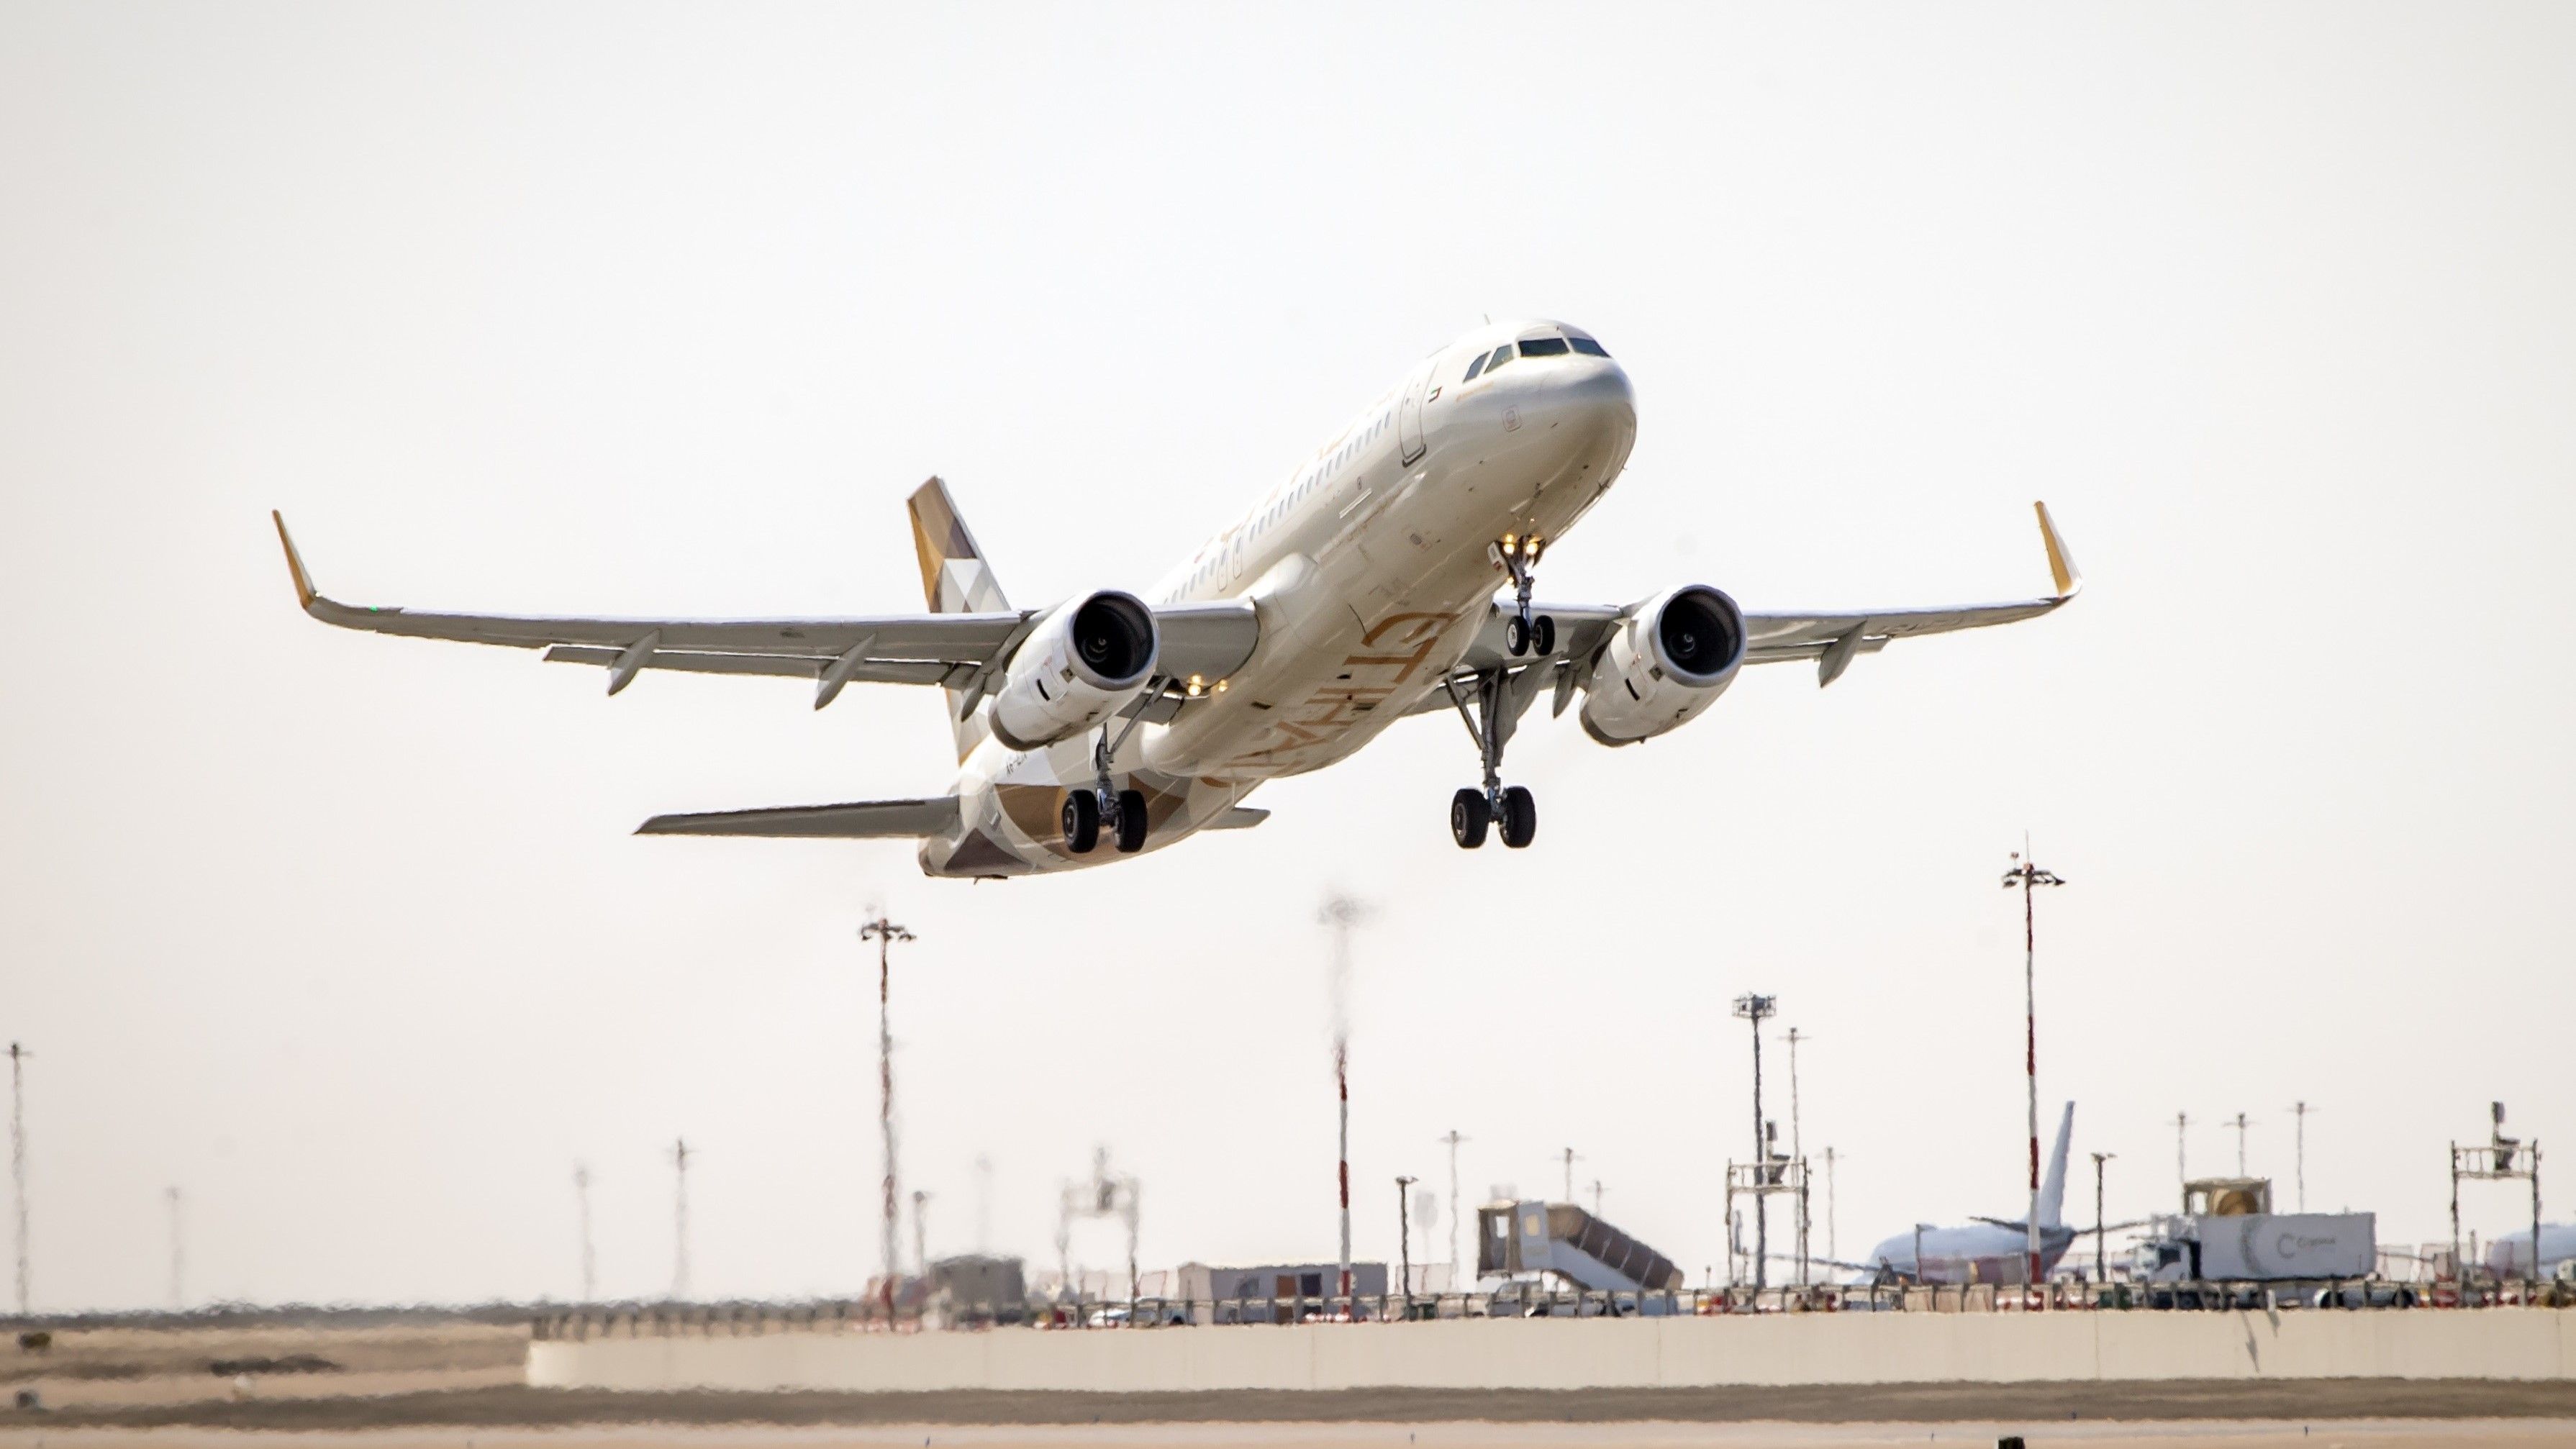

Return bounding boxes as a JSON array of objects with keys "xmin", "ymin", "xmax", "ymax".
[
  {"xmin": 861, "ymin": 915, "xmax": 917, "ymax": 1323},
  {"xmin": 1731, "ymin": 994, "xmax": 1776, "ymax": 1288},
  {"xmin": 2001, "ymin": 849, "xmax": 2064, "ymax": 1299}
]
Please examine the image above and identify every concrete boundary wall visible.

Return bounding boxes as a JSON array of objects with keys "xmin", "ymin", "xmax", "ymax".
[{"xmin": 528, "ymin": 1312, "xmax": 2576, "ymax": 1392}]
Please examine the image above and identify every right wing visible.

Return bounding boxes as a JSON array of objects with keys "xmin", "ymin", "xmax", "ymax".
[{"xmin": 270, "ymin": 513, "xmax": 1258, "ymax": 708}]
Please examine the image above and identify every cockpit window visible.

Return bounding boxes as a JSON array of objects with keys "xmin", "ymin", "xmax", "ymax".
[
  {"xmin": 1518, "ymin": 337, "xmax": 1571, "ymax": 358},
  {"xmin": 1484, "ymin": 343, "xmax": 1515, "ymax": 373},
  {"xmin": 1463, "ymin": 353, "xmax": 1488, "ymax": 382},
  {"xmin": 1569, "ymin": 337, "xmax": 1610, "ymax": 357}
]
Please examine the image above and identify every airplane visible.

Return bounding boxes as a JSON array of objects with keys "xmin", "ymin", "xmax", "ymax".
[
  {"xmin": 271, "ymin": 318, "xmax": 2080, "ymax": 879},
  {"xmin": 1854, "ymin": 1102, "xmax": 2085, "ymax": 1286}
]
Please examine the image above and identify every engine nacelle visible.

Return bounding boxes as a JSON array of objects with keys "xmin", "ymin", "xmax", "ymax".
[
  {"xmin": 1579, "ymin": 585, "xmax": 1747, "ymax": 746},
  {"xmin": 987, "ymin": 591, "xmax": 1161, "ymax": 751}
]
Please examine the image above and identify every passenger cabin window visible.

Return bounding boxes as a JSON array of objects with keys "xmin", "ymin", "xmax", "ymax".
[
  {"xmin": 1463, "ymin": 353, "xmax": 1488, "ymax": 382},
  {"xmin": 1518, "ymin": 337, "xmax": 1572, "ymax": 357},
  {"xmin": 1569, "ymin": 337, "xmax": 1610, "ymax": 357}
]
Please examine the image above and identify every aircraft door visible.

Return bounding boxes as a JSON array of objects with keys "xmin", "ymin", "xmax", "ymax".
[{"xmin": 1396, "ymin": 361, "xmax": 1430, "ymax": 466}]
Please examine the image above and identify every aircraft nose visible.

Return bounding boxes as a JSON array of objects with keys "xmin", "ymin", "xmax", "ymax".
[{"xmin": 1533, "ymin": 358, "xmax": 1637, "ymax": 442}]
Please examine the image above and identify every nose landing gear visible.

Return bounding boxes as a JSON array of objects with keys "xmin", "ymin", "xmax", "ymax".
[
  {"xmin": 1443, "ymin": 668, "xmax": 1540, "ymax": 850},
  {"xmin": 1492, "ymin": 533, "xmax": 1556, "ymax": 658}
]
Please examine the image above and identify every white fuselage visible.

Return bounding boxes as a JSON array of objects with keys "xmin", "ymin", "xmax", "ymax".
[
  {"xmin": 921, "ymin": 321, "xmax": 1638, "ymax": 877},
  {"xmin": 1858, "ymin": 1223, "xmax": 2079, "ymax": 1287}
]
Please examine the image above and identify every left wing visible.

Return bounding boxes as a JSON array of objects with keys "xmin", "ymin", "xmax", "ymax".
[
  {"xmin": 1441, "ymin": 501, "xmax": 2080, "ymax": 694},
  {"xmin": 269, "ymin": 513, "xmax": 1258, "ymax": 707}
]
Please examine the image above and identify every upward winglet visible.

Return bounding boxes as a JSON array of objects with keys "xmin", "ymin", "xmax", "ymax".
[
  {"xmin": 2034, "ymin": 501, "xmax": 2081, "ymax": 601},
  {"xmin": 271, "ymin": 510, "xmax": 319, "ymax": 610}
]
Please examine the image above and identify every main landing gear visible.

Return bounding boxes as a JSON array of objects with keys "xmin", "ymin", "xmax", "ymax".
[
  {"xmin": 1443, "ymin": 668, "xmax": 1538, "ymax": 851},
  {"xmin": 1063, "ymin": 710, "xmax": 1153, "ymax": 855},
  {"xmin": 1493, "ymin": 532, "xmax": 1556, "ymax": 659}
]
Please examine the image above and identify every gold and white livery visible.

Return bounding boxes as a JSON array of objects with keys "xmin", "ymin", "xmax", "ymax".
[{"xmin": 273, "ymin": 320, "xmax": 2080, "ymax": 878}]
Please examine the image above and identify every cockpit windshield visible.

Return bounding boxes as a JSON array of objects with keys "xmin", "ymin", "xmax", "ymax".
[
  {"xmin": 1517, "ymin": 337, "xmax": 1571, "ymax": 358},
  {"xmin": 1569, "ymin": 337, "xmax": 1610, "ymax": 357}
]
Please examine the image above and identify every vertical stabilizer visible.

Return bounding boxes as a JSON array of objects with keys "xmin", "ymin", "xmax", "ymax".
[
  {"xmin": 2037, "ymin": 1101, "xmax": 2075, "ymax": 1227},
  {"xmin": 906, "ymin": 477, "xmax": 1012, "ymax": 759}
]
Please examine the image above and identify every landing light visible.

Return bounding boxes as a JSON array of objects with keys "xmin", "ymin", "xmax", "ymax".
[
  {"xmin": 1187, "ymin": 673, "xmax": 1205, "ymax": 697},
  {"xmin": 1215, "ymin": 679, "xmax": 1229, "ymax": 694}
]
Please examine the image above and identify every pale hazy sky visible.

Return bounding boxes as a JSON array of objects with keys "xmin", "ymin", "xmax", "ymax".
[{"xmin": 4, "ymin": 3, "xmax": 2572, "ymax": 1310}]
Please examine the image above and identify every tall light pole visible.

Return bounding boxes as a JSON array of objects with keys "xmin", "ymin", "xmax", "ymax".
[
  {"xmin": 670, "ymin": 1137, "xmax": 693, "ymax": 1301},
  {"xmin": 1787, "ymin": 1026, "xmax": 1809, "ymax": 1285},
  {"xmin": 1732, "ymin": 994, "xmax": 1777, "ymax": 1289},
  {"xmin": 1560, "ymin": 1147, "xmax": 1581, "ymax": 1204},
  {"xmin": 975, "ymin": 1155, "xmax": 994, "ymax": 1253},
  {"xmin": 2001, "ymin": 850, "xmax": 2065, "ymax": 1294},
  {"xmin": 1320, "ymin": 894, "xmax": 1371, "ymax": 1308},
  {"xmin": 2174, "ymin": 1112, "xmax": 2189, "ymax": 1198},
  {"xmin": 1394, "ymin": 1176, "xmax": 1416, "ymax": 1309},
  {"xmin": 2090, "ymin": 1153, "xmax": 2115, "ymax": 1284},
  {"xmin": 166, "ymin": 1186, "xmax": 184, "ymax": 1311},
  {"xmin": 1823, "ymin": 1145, "xmax": 1838, "ymax": 1266},
  {"xmin": 9, "ymin": 1042, "xmax": 30, "ymax": 1316},
  {"xmin": 861, "ymin": 914, "xmax": 916, "ymax": 1321},
  {"xmin": 1438, "ymin": 1130, "xmax": 1467, "ymax": 1284},
  {"xmin": 2229, "ymin": 1113, "xmax": 2252, "ymax": 1178},
  {"xmin": 2290, "ymin": 1103, "xmax": 2311, "ymax": 1211},
  {"xmin": 573, "ymin": 1163, "xmax": 597, "ymax": 1303}
]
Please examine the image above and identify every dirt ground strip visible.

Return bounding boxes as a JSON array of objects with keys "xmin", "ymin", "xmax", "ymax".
[{"xmin": 9, "ymin": 1380, "xmax": 2576, "ymax": 1430}]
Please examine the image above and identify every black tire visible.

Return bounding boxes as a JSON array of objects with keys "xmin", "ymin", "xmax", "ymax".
[
  {"xmin": 1505, "ymin": 615, "xmax": 1529, "ymax": 656},
  {"xmin": 1534, "ymin": 614, "xmax": 1556, "ymax": 655},
  {"xmin": 1499, "ymin": 785, "xmax": 1537, "ymax": 848},
  {"xmin": 1114, "ymin": 789, "xmax": 1148, "ymax": 853},
  {"xmin": 1061, "ymin": 791, "xmax": 1100, "ymax": 854},
  {"xmin": 1450, "ymin": 788, "xmax": 1490, "ymax": 848}
]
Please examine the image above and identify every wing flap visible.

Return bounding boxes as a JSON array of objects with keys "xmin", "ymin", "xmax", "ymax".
[
  {"xmin": 541, "ymin": 647, "xmax": 961, "ymax": 686},
  {"xmin": 635, "ymin": 798, "xmax": 961, "ymax": 839}
]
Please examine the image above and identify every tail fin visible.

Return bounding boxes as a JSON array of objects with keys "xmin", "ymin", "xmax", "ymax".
[
  {"xmin": 2036, "ymin": 1101, "xmax": 2076, "ymax": 1227},
  {"xmin": 907, "ymin": 478, "xmax": 1011, "ymax": 759}
]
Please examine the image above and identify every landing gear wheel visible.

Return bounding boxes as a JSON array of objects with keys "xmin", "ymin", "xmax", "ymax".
[
  {"xmin": 1061, "ymin": 791, "xmax": 1101, "ymax": 854},
  {"xmin": 1449, "ymin": 788, "xmax": 1490, "ymax": 849},
  {"xmin": 1533, "ymin": 615, "xmax": 1556, "ymax": 655},
  {"xmin": 1505, "ymin": 615, "xmax": 1530, "ymax": 657},
  {"xmin": 1113, "ymin": 789, "xmax": 1148, "ymax": 853},
  {"xmin": 1499, "ymin": 785, "xmax": 1538, "ymax": 849}
]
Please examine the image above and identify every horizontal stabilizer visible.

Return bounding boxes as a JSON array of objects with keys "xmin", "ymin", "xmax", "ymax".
[{"xmin": 637, "ymin": 798, "xmax": 960, "ymax": 839}]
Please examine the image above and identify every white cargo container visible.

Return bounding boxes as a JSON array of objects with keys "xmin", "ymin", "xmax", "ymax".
[{"xmin": 2192, "ymin": 1212, "xmax": 2376, "ymax": 1281}]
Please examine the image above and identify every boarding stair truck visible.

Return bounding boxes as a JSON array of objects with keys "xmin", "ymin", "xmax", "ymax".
[
  {"xmin": 2131, "ymin": 1177, "xmax": 2378, "ymax": 1305},
  {"xmin": 1476, "ymin": 1199, "xmax": 1685, "ymax": 1314}
]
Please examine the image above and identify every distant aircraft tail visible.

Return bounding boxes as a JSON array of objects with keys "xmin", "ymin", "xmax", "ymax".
[
  {"xmin": 907, "ymin": 477, "xmax": 1011, "ymax": 759},
  {"xmin": 2036, "ymin": 1101, "xmax": 2076, "ymax": 1227}
]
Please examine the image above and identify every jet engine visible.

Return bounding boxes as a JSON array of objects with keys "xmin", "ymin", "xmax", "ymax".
[
  {"xmin": 1579, "ymin": 585, "xmax": 1746, "ymax": 746},
  {"xmin": 987, "ymin": 591, "xmax": 1161, "ymax": 751}
]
